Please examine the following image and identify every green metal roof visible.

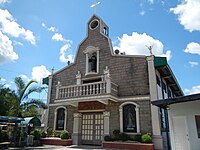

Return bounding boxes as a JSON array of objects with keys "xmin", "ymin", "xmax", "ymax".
[
  {"xmin": 154, "ymin": 56, "xmax": 167, "ymax": 67},
  {"xmin": 20, "ymin": 117, "xmax": 41, "ymax": 126},
  {"xmin": 42, "ymin": 77, "xmax": 49, "ymax": 85},
  {"xmin": 154, "ymin": 56, "xmax": 183, "ymax": 96},
  {"xmin": 0, "ymin": 116, "xmax": 24, "ymax": 122}
]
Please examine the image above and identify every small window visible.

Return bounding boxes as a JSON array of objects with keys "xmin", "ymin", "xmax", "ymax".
[
  {"xmin": 162, "ymin": 81, "xmax": 167, "ymax": 93},
  {"xmin": 156, "ymin": 75, "xmax": 160, "ymax": 86},
  {"xmin": 195, "ymin": 115, "xmax": 200, "ymax": 138},
  {"xmin": 103, "ymin": 27, "xmax": 109, "ymax": 36}
]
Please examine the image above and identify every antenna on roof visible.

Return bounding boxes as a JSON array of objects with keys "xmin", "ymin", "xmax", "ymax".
[
  {"xmin": 91, "ymin": 0, "xmax": 101, "ymax": 14},
  {"xmin": 146, "ymin": 45, "xmax": 153, "ymax": 56}
]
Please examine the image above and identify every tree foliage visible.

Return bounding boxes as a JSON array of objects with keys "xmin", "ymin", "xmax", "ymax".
[{"xmin": 0, "ymin": 77, "xmax": 47, "ymax": 117}]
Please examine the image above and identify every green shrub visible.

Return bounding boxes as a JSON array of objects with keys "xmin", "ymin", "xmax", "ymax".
[
  {"xmin": 113, "ymin": 129, "xmax": 120, "ymax": 136},
  {"xmin": 141, "ymin": 133, "xmax": 152, "ymax": 143},
  {"xmin": 31, "ymin": 129, "xmax": 41, "ymax": 140},
  {"xmin": 41, "ymin": 131, "xmax": 47, "ymax": 138},
  {"xmin": 133, "ymin": 134, "xmax": 141, "ymax": 142},
  {"xmin": 53, "ymin": 131, "xmax": 61, "ymax": 138},
  {"xmin": 60, "ymin": 130, "xmax": 70, "ymax": 139},
  {"xmin": 0, "ymin": 129, "xmax": 9, "ymax": 142},
  {"xmin": 118, "ymin": 133, "xmax": 130, "ymax": 141},
  {"xmin": 47, "ymin": 127, "xmax": 53, "ymax": 137},
  {"xmin": 104, "ymin": 135, "xmax": 113, "ymax": 141}
]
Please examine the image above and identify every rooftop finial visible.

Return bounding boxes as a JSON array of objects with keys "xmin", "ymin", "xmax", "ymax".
[
  {"xmin": 146, "ymin": 45, "xmax": 153, "ymax": 56},
  {"xmin": 90, "ymin": 0, "xmax": 101, "ymax": 14},
  {"xmin": 51, "ymin": 67, "xmax": 55, "ymax": 74}
]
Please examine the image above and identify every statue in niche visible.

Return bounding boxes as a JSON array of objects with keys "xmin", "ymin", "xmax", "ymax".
[
  {"xmin": 126, "ymin": 108, "xmax": 135, "ymax": 130},
  {"xmin": 89, "ymin": 52, "xmax": 97, "ymax": 72}
]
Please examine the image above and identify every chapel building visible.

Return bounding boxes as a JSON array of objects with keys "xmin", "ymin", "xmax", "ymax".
[{"xmin": 45, "ymin": 15, "xmax": 183, "ymax": 150}]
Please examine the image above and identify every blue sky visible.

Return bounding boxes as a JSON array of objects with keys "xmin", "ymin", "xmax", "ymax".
[{"xmin": 0, "ymin": 0, "xmax": 200, "ymax": 101}]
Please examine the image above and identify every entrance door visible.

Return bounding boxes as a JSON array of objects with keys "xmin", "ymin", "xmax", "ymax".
[
  {"xmin": 172, "ymin": 116, "xmax": 190, "ymax": 150},
  {"xmin": 81, "ymin": 113, "xmax": 104, "ymax": 145}
]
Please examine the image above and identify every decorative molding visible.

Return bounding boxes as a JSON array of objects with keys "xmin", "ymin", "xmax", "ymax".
[
  {"xmin": 54, "ymin": 106, "xmax": 67, "ymax": 131},
  {"xmin": 76, "ymin": 71, "xmax": 81, "ymax": 79},
  {"xmin": 104, "ymin": 66, "xmax": 110, "ymax": 75},
  {"xmin": 119, "ymin": 102, "xmax": 140, "ymax": 133},
  {"xmin": 103, "ymin": 111, "xmax": 110, "ymax": 117},
  {"xmin": 83, "ymin": 46, "xmax": 100, "ymax": 54},
  {"xmin": 73, "ymin": 113, "xmax": 82, "ymax": 118}
]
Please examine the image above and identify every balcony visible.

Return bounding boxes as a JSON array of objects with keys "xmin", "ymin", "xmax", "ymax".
[{"xmin": 56, "ymin": 80, "xmax": 118, "ymax": 100}]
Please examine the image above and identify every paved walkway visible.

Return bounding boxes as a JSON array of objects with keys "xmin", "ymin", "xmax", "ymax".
[{"xmin": 8, "ymin": 145, "xmax": 122, "ymax": 150}]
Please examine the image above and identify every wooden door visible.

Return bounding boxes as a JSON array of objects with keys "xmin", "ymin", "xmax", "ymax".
[{"xmin": 81, "ymin": 113, "xmax": 104, "ymax": 145}]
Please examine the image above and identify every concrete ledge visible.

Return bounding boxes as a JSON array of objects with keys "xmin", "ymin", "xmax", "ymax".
[
  {"xmin": 103, "ymin": 141, "xmax": 154, "ymax": 150},
  {"xmin": 41, "ymin": 138, "xmax": 72, "ymax": 146}
]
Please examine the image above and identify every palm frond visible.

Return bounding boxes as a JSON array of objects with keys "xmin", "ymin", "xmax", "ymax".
[
  {"xmin": 22, "ymin": 86, "xmax": 47, "ymax": 101},
  {"xmin": 22, "ymin": 99, "xmax": 48, "ymax": 109},
  {"xmin": 20, "ymin": 79, "xmax": 37, "ymax": 101},
  {"xmin": 14, "ymin": 77, "xmax": 25, "ymax": 97}
]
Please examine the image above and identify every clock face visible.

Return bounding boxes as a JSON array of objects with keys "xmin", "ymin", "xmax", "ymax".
[{"xmin": 90, "ymin": 19, "xmax": 99, "ymax": 30}]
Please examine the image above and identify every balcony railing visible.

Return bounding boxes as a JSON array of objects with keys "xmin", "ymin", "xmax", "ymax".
[{"xmin": 56, "ymin": 81, "xmax": 118, "ymax": 99}]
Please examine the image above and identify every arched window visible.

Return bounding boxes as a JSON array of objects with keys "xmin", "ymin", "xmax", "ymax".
[
  {"xmin": 55, "ymin": 108, "xmax": 65, "ymax": 130},
  {"xmin": 88, "ymin": 52, "xmax": 97, "ymax": 72},
  {"xmin": 119, "ymin": 102, "xmax": 140, "ymax": 133},
  {"xmin": 84, "ymin": 46, "xmax": 100, "ymax": 75},
  {"xmin": 123, "ymin": 104, "xmax": 137, "ymax": 132}
]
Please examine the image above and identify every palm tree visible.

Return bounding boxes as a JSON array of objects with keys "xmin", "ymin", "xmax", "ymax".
[
  {"xmin": 9, "ymin": 77, "xmax": 47, "ymax": 145},
  {"xmin": 8, "ymin": 77, "xmax": 47, "ymax": 117}
]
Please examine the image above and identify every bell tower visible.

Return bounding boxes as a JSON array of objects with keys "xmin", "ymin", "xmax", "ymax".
[{"xmin": 87, "ymin": 15, "xmax": 109, "ymax": 37}]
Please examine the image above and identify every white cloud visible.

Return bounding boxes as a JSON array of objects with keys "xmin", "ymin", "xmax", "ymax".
[
  {"xmin": 59, "ymin": 41, "xmax": 74, "ymax": 63},
  {"xmin": 0, "ymin": 77, "xmax": 6, "ymax": 83},
  {"xmin": 48, "ymin": 27, "xmax": 56, "ymax": 32},
  {"xmin": 0, "ymin": 31, "xmax": 18, "ymax": 64},
  {"xmin": 0, "ymin": 9, "xmax": 36, "ymax": 44},
  {"xmin": 0, "ymin": 0, "xmax": 10, "ymax": 4},
  {"xmin": 140, "ymin": 10, "xmax": 145, "ymax": 16},
  {"xmin": 113, "ymin": 32, "xmax": 172, "ymax": 61},
  {"xmin": 4, "ymin": 84, "xmax": 10, "ymax": 88},
  {"xmin": 31, "ymin": 65, "xmax": 51, "ymax": 83},
  {"xmin": 42, "ymin": 22, "xmax": 56, "ymax": 32},
  {"xmin": 170, "ymin": 0, "xmax": 200, "ymax": 32},
  {"xmin": 184, "ymin": 85, "xmax": 200, "ymax": 95},
  {"xmin": 13, "ymin": 40, "xmax": 23, "ymax": 46},
  {"xmin": 184, "ymin": 42, "xmax": 200, "ymax": 55},
  {"xmin": 52, "ymin": 33, "xmax": 64, "ymax": 42},
  {"xmin": 147, "ymin": 0, "xmax": 155, "ymax": 4},
  {"xmin": 189, "ymin": 61, "xmax": 199, "ymax": 67},
  {"xmin": 19, "ymin": 74, "xmax": 30, "ymax": 82},
  {"xmin": 0, "ymin": 77, "xmax": 10, "ymax": 88}
]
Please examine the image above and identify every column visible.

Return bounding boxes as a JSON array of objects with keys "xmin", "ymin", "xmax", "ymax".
[
  {"xmin": 135, "ymin": 107, "xmax": 140, "ymax": 133},
  {"xmin": 72, "ymin": 113, "xmax": 82, "ymax": 145},
  {"xmin": 56, "ymin": 81, "xmax": 61, "ymax": 99},
  {"xmin": 45, "ymin": 75, "xmax": 52, "ymax": 130},
  {"xmin": 53, "ymin": 110, "xmax": 57, "ymax": 130},
  {"xmin": 86, "ymin": 53, "xmax": 89, "ymax": 74},
  {"xmin": 103, "ymin": 111, "xmax": 110, "ymax": 136},
  {"xmin": 147, "ymin": 56, "xmax": 163, "ymax": 150},
  {"xmin": 119, "ymin": 108, "xmax": 123, "ymax": 132},
  {"xmin": 76, "ymin": 71, "xmax": 82, "ymax": 85},
  {"xmin": 97, "ymin": 50, "xmax": 99, "ymax": 73}
]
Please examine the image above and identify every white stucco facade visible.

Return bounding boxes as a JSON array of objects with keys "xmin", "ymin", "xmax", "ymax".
[{"xmin": 168, "ymin": 100, "xmax": 200, "ymax": 150}]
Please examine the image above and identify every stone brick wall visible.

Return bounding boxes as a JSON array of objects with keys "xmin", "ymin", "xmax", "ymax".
[
  {"xmin": 47, "ymin": 105, "xmax": 76, "ymax": 135},
  {"xmin": 47, "ymin": 15, "xmax": 151, "ymax": 136},
  {"xmin": 106, "ymin": 100, "xmax": 152, "ymax": 135},
  {"xmin": 50, "ymin": 15, "xmax": 149, "ymax": 103}
]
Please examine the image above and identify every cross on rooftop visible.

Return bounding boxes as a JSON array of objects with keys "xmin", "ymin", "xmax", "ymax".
[{"xmin": 91, "ymin": 0, "xmax": 101, "ymax": 14}]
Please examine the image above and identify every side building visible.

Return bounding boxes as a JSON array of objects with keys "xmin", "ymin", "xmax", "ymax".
[{"xmin": 44, "ymin": 15, "xmax": 183, "ymax": 150}]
